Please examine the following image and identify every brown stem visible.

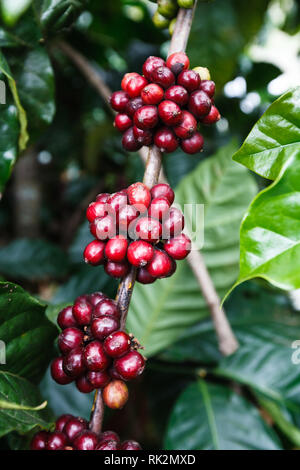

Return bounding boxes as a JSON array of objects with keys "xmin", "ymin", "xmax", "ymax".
[{"xmin": 89, "ymin": 389, "xmax": 104, "ymax": 435}]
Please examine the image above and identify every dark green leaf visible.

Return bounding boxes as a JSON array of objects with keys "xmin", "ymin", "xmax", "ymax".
[
  {"xmin": 68, "ymin": 222, "xmax": 93, "ymax": 265},
  {"xmin": 0, "ymin": 104, "xmax": 19, "ymax": 197}
]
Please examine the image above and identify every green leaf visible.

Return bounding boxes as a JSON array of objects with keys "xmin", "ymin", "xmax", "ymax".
[
  {"xmin": 233, "ymin": 87, "xmax": 300, "ymax": 180},
  {"xmin": 1, "ymin": 0, "xmax": 32, "ymax": 26},
  {"xmin": 127, "ymin": 142, "xmax": 257, "ymax": 357},
  {"xmin": 68, "ymin": 222, "xmax": 93, "ymax": 265},
  {"xmin": 164, "ymin": 380, "xmax": 282, "ymax": 450},
  {"xmin": 0, "ymin": 238, "xmax": 70, "ymax": 281},
  {"xmin": 0, "ymin": 104, "xmax": 19, "ymax": 198},
  {"xmin": 34, "ymin": 0, "xmax": 87, "ymax": 34},
  {"xmin": 0, "ymin": 281, "xmax": 57, "ymax": 382},
  {"xmin": 0, "ymin": 370, "xmax": 52, "ymax": 438}
]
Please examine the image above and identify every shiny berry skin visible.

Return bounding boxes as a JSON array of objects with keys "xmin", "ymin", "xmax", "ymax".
[
  {"xmin": 181, "ymin": 131, "xmax": 204, "ymax": 154},
  {"xmin": 127, "ymin": 240, "xmax": 154, "ymax": 267},
  {"xmin": 122, "ymin": 127, "xmax": 142, "ymax": 152},
  {"xmin": 148, "ymin": 196, "xmax": 170, "ymax": 220},
  {"xmin": 142, "ymin": 56, "xmax": 166, "ymax": 81},
  {"xmin": 158, "ymin": 100, "xmax": 183, "ymax": 126},
  {"xmin": 141, "ymin": 83, "xmax": 164, "ymax": 105},
  {"xmin": 126, "ymin": 74, "xmax": 148, "ymax": 98},
  {"xmin": 134, "ymin": 105, "xmax": 158, "ymax": 130},
  {"xmin": 173, "ymin": 110, "xmax": 197, "ymax": 139},
  {"xmin": 100, "ymin": 431, "xmax": 120, "ymax": 443},
  {"xmin": 104, "ymin": 331, "xmax": 131, "ymax": 358},
  {"xmin": 199, "ymin": 80, "xmax": 215, "ymax": 98},
  {"xmin": 94, "ymin": 299, "xmax": 120, "ymax": 318},
  {"xmin": 76, "ymin": 375, "xmax": 95, "ymax": 393},
  {"xmin": 164, "ymin": 233, "xmax": 191, "ymax": 260},
  {"xmin": 120, "ymin": 440, "xmax": 142, "ymax": 450},
  {"xmin": 192, "ymin": 66, "xmax": 211, "ymax": 81},
  {"xmin": 135, "ymin": 216, "xmax": 162, "ymax": 243},
  {"xmin": 55, "ymin": 414, "xmax": 72, "ymax": 432},
  {"xmin": 51, "ymin": 357, "xmax": 73, "ymax": 385},
  {"xmin": 109, "ymin": 367, "xmax": 123, "ymax": 380},
  {"xmin": 93, "ymin": 215, "xmax": 116, "ymax": 240},
  {"xmin": 136, "ymin": 267, "xmax": 156, "ymax": 284},
  {"xmin": 162, "ymin": 207, "xmax": 185, "ymax": 237},
  {"xmin": 96, "ymin": 193, "xmax": 110, "ymax": 203},
  {"xmin": 30, "ymin": 431, "xmax": 49, "ymax": 450},
  {"xmin": 110, "ymin": 91, "xmax": 130, "ymax": 112},
  {"xmin": 84, "ymin": 240, "xmax": 106, "ymax": 265},
  {"xmin": 201, "ymin": 105, "xmax": 220, "ymax": 125},
  {"xmin": 154, "ymin": 127, "xmax": 178, "ymax": 153},
  {"xmin": 121, "ymin": 72, "xmax": 139, "ymax": 91},
  {"xmin": 86, "ymin": 200, "xmax": 107, "ymax": 223},
  {"xmin": 72, "ymin": 300, "xmax": 93, "ymax": 326},
  {"xmin": 64, "ymin": 417, "xmax": 88, "ymax": 443},
  {"xmin": 58, "ymin": 327, "xmax": 83, "ymax": 355},
  {"xmin": 133, "ymin": 125, "xmax": 153, "ymax": 146},
  {"xmin": 188, "ymin": 90, "xmax": 211, "ymax": 118},
  {"xmin": 114, "ymin": 351, "xmax": 145, "ymax": 381},
  {"xmin": 127, "ymin": 182, "xmax": 151, "ymax": 210},
  {"xmin": 166, "ymin": 257, "xmax": 177, "ymax": 278},
  {"xmin": 177, "ymin": 70, "xmax": 200, "ymax": 92},
  {"xmin": 164, "ymin": 85, "xmax": 189, "ymax": 106},
  {"xmin": 146, "ymin": 249, "xmax": 173, "ymax": 278},
  {"xmin": 83, "ymin": 340, "xmax": 110, "ymax": 372},
  {"xmin": 46, "ymin": 431, "xmax": 67, "ymax": 450},
  {"xmin": 96, "ymin": 440, "xmax": 119, "ymax": 450},
  {"xmin": 103, "ymin": 379, "xmax": 129, "ymax": 409},
  {"xmin": 108, "ymin": 191, "xmax": 128, "ymax": 213},
  {"xmin": 125, "ymin": 97, "xmax": 143, "ymax": 117},
  {"xmin": 57, "ymin": 306, "xmax": 77, "ymax": 330},
  {"xmin": 105, "ymin": 235, "xmax": 128, "ymax": 262},
  {"xmin": 118, "ymin": 204, "xmax": 139, "ymax": 232},
  {"xmin": 166, "ymin": 52, "xmax": 190, "ymax": 75},
  {"xmin": 91, "ymin": 316, "xmax": 119, "ymax": 340},
  {"xmin": 87, "ymin": 370, "xmax": 110, "ymax": 388},
  {"xmin": 88, "ymin": 291, "xmax": 107, "ymax": 306},
  {"xmin": 73, "ymin": 431, "xmax": 99, "ymax": 450},
  {"xmin": 114, "ymin": 113, "xmax": 132, "ymax": 132},
  {"xmin": 63, "ymin": 347, "xmax": 86, "ymax": 378},
  {"xmin": 150, "ymin": 66, "xmax": 175, "ymax": 89},
  {"xmin": 150, "ymin": 183, "xmax": 175, "ymax": 204},
  {"xmin": 105, "ymin": 260, "xmax": 129, "ymax": 278}
]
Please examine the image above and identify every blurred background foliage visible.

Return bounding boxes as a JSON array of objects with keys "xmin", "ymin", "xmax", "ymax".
[{"xmin": 0, "ymin": 0, "xmax": 299, "ymax": 450}]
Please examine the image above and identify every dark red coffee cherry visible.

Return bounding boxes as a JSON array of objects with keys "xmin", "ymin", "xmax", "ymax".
[
  {"xmin": 64, "ymin": 417, "xmax": 88, "ymax": 443},
  {"xmin": 105, "ymin": 235, "xmax": 128, "ymax": 262},
  {"xmin": 177, "ymin": 69, "xmax": 200, "ymax": 92},
  {"xmin": 199, "ymin": 80, "xmax": 215, "ymax": 98},
  {"xmin": 125, "ymin": 97, "xmax": 143, "ymax": 117},
  {"xmin": 122, "ymin": 127, "xmax": 142, "ymax": 152},
  {"xmin": 164, "ymin": 233, "xmax": 191, "ymax": 260},
  {"xmin": 93, "ymin": 215, "xmax": 116, "ymax": 240},
  {"xmin": 150, "ymin": 183, "xmax": 175, "ymax": 204},
  {"xmin": 162, "ymin": 207, "xmax": 184, "ymax": 237},
  {"xmin": 120, "ymin": 440, "xmax": 142, "ymax": 450},
  {"xmin": 126, "ymin": 74, "xmax": 148, "ymax": 98},
  {"xmin": 181, "ymin": 131, "xmax": 204, "ymax": 154},
  {"xmin": 46, "ymin": 431, "xmax": 67, "ymax": 450},
  {"xmin": 173, "ymin": 110, "xmax": 197, "ymax": 139},
  {"xmin": 114, "ymin": 113, "xmax": 132, "ymax": 132},
  {"xmin": 134, "ymin": 105, "xmax": 159, "ymax": 130},
  {"xmin": 108, "ymin": 191, "xmax": 128, "ymax": 214},
  {"xmin": 103, "ymin": 379, "xmax": 129, "ymax": 409},
  {"xmin": 136, "ymin": 267, "xmax": 156, "ymax": 284},
  {"xmin": 84, "ymin": 240, "xmax": 106, "ymax": 265},
  {"xmin": 148, "ymin": 196, "xmax": 170, "ymax": 220},
  {"xmin": 55, "ymin": 414, "xmax": 72, "ymax": 433},
  {"xmin": 158, "ymin": 100, "xmax": 183, "ymax": 126},
  {"xmin": 133, "ymin": 126, "xmax": 153, "ymax": 146},
  {"xmin": 83, "ymin": 340, "xmax": 110, "ymax": 372},
  {"xmin": 57, "ymin": 306, "xmax": 77, "ymax": 330},
  {"xmin": 94, "ymin": 299, "xmax": 120, "ymax": 318},
  {"xmin": 121, "ymin": 72, "xmax": 139, "ymax": 91},
  {"xmin": 109, "ymin": 366, "xmax": 124, "ymax": 380},
  {"xmin": 30, "ymin": 431, "xmax": 49, "ymax": 450},
  {"xmin": 166, "ymin": 52, "xmax": 190, "ymax": 75},
  {"xmin": 146, "ymin": 249, "xmax": 173, "ymax": 278},
  {"xmin": 164, "ymin": 85, "xmax": 189, "ymax": 107},
  {"xmin": 104, "ymin": 331, "xmax": 131, "ymax": 358},
  {"xmin": 91, "ymin": 315, "xmax": 119, "ymax": 340},
  {"xmin": 63, "ymin": 347, "xmax": 86, "ymax": 378},
  {"xmin": 127, "ymin": 240, "xmax": 155, "ymax": 267},
  {"xmin": 96, "ymin": 440, "xmax": 119, "ymax": 450},
  {"xmin": 73, "ymin": 431, "xmax": 99, "ymax": 450},
  {"xmin": 87, "ymin": 370, "xmax": 110, "ymax": 388},
  {"xmin": 99, "ymin": 431, "xmax": 120, "ymax": 443},
  {"xmin": 86, "ymin": 200, "xmax": 108, "ymax": 223},
  {"xmin": 154, "ymin": 127, "xmax": 178, "ymax": 153},
  {"xmin": 201, "ymin": 105, "xmax": 220, "ymax": 125},
  {"xmin": 118, "ymin": 204, "xmax": 139, "ymax": 232},
  {"xmin": 142, "ymin": 56, "xmax": 166, "ymax": 81},
  {"xmin": 150, "ymin": 66, "xmax": 175, "ymax": 89},
  {"xmin": 141, "ymin": 83, "xmax": 164, "ymax": 105},
  {"xmin": 88, "ymin": 291, "xmax": 107, "ymax": 306},
  {"xmin": 134, "ymin": 216, "xmax": 162, "ymax": 243},
  {"xmin": 76, "ymin": 375, "xmax": 95, "ymax": 393},
  {"xmin": 105, "ymin": 260, "xmax": 129, "ymax": 278},
  {"xmin": 72, "ymin": 300, "xmax": 93, "ymax": 326},
  {"xmin": 188, "ymin": 90, "xmax": 211, "ymax": 118},
  {"xmin": 165, "ymin": 257, "xmax": 177, "ymax": 278},
  {"xmin": 114, "ymin": 351, "xmax": 145, "ymax": 381},
  {"xmin": 58, "ymin": 327, "xmax": 84, "ymax": 355},
  {"xmin": 127, "ymin": 182, "xmax": 151, "ymax": 210},
  {"xmin": 51, "ymin": 357, "xmax": 73, "ymax": 385},
  {"xmin": 110, "ymin": 91, "xmax": 130, "ymax": 112}
]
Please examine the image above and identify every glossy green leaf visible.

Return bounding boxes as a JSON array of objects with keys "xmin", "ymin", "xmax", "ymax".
[
  {"xmin": 0, "ymin": 104, "xmax": 19, "ymax": 198},
  {"xmin": 233, "ymin": 87, "xmax": 300, "ymax": 180},
  {"xmin": 127, "ymin": 142, "xmax": 257, "ymax": 357},
  {"xmin": 34, "ymin": 0, "xmax": 86, "ymax": 33},
  {"xmin": 164, "ymin": 380, "xmax": 282, "ymax": 450}
]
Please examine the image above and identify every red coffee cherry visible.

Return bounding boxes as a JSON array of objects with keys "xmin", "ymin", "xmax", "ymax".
[
  {"xmin": 126, "ymin": 74, "xmax": 148, "ymax": 98},
  {"xmin": 100, "ymin": 431, "xmax": 120, "ymax": 443},
  {"xmin": 127, "ymin": 240, "xmax": 155, "ymax": 267},
  {"xmin": 181, "ymin": 131, "xmax": 204, "ymax": 154},
  {"xmin": 83, "ymin": 340, "xmax": 110, "ymax": 372},
  {"xmin": 84, "ymin": 240, "xmax": 106, "ymax": 265},
  {"xmin": 114, "ymin": 351, "xmax": 145, "ymax": 381},
  {"xmin": 63, "ymin": 347, "xmax": 86, "ymax": 378},
  {"xmin": 114, "ymin": 113, "xmax": 132, "ymax": 132},
  {"xmin": 46, "ymin": 431, "xmax": 67, "ymax": 450},
  {"xmin": 164, "ymin": 233, "xmax": 191, "ymax": 260},
  {"xmin": 150, "ymin": 66, "xmax": 175, "ymax": 89},
  {"xmin": 158, "ymin": 100, "xmax": 183, "ymax": 126},
  {"xmin": 154, "ymin": 127, "xmax": 178, "ymax": 153},
  {"xmin": 136, "ymin": 267, "xmax": 156, "ymax": 284},
  {"xmin": 86, "ymin": 200, "xmax": 108, "ymax": 223},
  {"xmin": 110, "ymin": 91, "xmax": 130, "ymax": 112},
  {"xmin": 104, "ymin": 331, "xmax": 131, "ymax": 358},
  {"xmin": 105, "ymin": 235, "xmax": 128, "ymax": 262},
  {"xmin": 58, "ymin": 327, "xmax": 84, "ymax": 355},
  {"xmin": 134, "ymin": 216, "xmax": 162, "ymax": 243},
  {"xmin": 93, "ymin": 215, "xmax": 116, "ymax": 240},
  {"xmin": 88, "ymin": 291, "xmax": 107, "ymax": 306},
  {"xmin": 87, "ymin": 370, "xmax": 110, "ymax": 388},
  {"xmin": 166, "ymin": 52, "xmax": 190, "ymax": 75},
  {"xmin": 76, "ymin": 375, "xmax": 95, "ymax": 393},
  {"xmin": 127, "ymin": 182, "xmax": 151, "ymax": 210},
  {"xmin": 177, "ymin": 69, "xmax": 200, "ymax": 92},
  {"xmin": 93, "ymin": 299, "xmax": 120, "ymax": 318},
  {"xmin": 55, "ymin": 414, "xmax": 72, "ymax": 432},
  {"xmin": 150, "ymin": 183, "xmax": 175, "ymax": 204},
  {"xmin": 30, "ymin": 431, "xmax": 49, "ymax": 450},
  {"xmin": 199, "ymin": 80, "xmax": 216, "ymax": 98},
  {"xmin": 188, "ymin": 90, "xmax": 212, "ymax": 118},
  {"xmin": 141, "ymin": 83, "xmax": 164, "ymax": 105},
  {"xmin": 108, "ymin": 191, "xmax": 128, "ymax": 213},
  {"xmin": 120, "ymin": 440, "xmax": 142, "ymax": 450},
  {"xmin": 164, "ymin": 85, "xmax": 189, "ymax": 106},
  {"xmin": 91, "ymin": 315, "xmax": 119, "ymax": 340},
  {"xmin": 51, "ymin": 357, "xmax": 73, "ymax": 385},
  {"xmin": 125, "ymin": 97, "xmax": 143, "ymax": 117},
  {"xmin": 64, "ymin": 417, "xmax": 88, "ymax": 442},
  {"xmin": 57, "ymin": 306, "xmax": 77, "ymax": 330},
  {"xmin": 121, "ymin": 72, "xmax": 139, "ymax": 91},
  {"xmin": 201, "ymin": 105, "xmax": 220, "ymax": 125},
  {"xmin": 122, "ymin": 127, "xmax": 142, "ymax": 151},
  {"xmin": 148, "ymin": 196, "xmax": 170, "ymax": 220},
  {"xmin": 96, "ymin": 439, "xmax": 119, "ymax": 450},
  {"xmin": 134, "ymin": 105, "xmax": 159, "ymax": 130},
  {"xmin": 146, "ymin": 249, "xmax": 173, "ymax": 278},
  {"xmin": 162, "ymin": 207, "xmax": 185, "ymax": 237},
  {"xmin": 173, "ymin": 110, "xmax": 197, "ymax": 139},
  {"xmin": 103, "ymin": 379, "xmax": 129, "ymax": 409},
  {"xmin": 142, "ymin": 56, "xmax": 166, "ymax": 80},
  {"xmin": 95, "ymin": 193, "xmax": 110, "ymax": 203},
  {"xmin": 105, "ymin": 260, "xmax": 129, "ymax": 278},
  {"xmin": 73, "ymin": 431, "xmax": 99, "ymax": 450},
  {"xmin": 72, "ymin": 299, "xmax": 93, "ymax": 326},
  {"xmin": 133, "ymin": 126, "xmax": 153, "ymax": 146},
  {"xmin": 118, "ymin": 204, "xmax": 140, "ymax": 232}
]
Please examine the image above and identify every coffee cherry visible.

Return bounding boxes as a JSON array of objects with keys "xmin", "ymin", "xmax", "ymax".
[
  {"xmin": 84, "ymin": 240, "xmax": 106, "ymax": 265},
  {"xmin": 96, "ymin": 193, "xmax": 110, "ymax": 203},
  {"xmin": 158, "ymin": 100, "xmax": 183, "ymax": 126},
  {"xmin": 162, "ymin": 207, "xmax": 184, "ymax": 237},
  {"xmin": 120, "ymin": 440, "xmax": 142, "ymax": 450},
  {"xmin": 64, "ymin": 417, "xmax": 88, "ymax": 442},
  {"xmin": 76, "ymin": 375, "xmax": 95, "ymax": 393},
  {"xmin": 166, "ymin": 52, "xmax": 190, "ymax": 75},
  {"xmin": 109, "ymin": 366, "xmax": 124, "ymax": 380},
  {"xmin": 87, "ymin": 370, "xmax": 110, "ymax": 388},
  {"xmin": 181, "ymin": 131, "xmax": 204, "ymax": 154},
  {"xmin": 110, "ymin": 91, "xmax": 130, "ymax": 112},
  {"xmin": 126, "ymin": 74, "xmax": 148, "ymax": 98},
  {"xmin": 94, "ymin": 299, "xmax": 120, "ymax": 318},
  {"xmin": 86, "ymin": 200, "xmax": 108, "ymax": 223},
  {"xmin": 192, "ymin": 66, "xmax": 211, "ymax": 81},
  {"xmin": 51, "ymin": 357, "xmax": 73, "ymax": 385},
  {"xmin": 164, "ymin": 85, "xmax": 189, "ymax": 106},
  {"xmin": 93, "ymin": 215, "xmax": 116, "ymax": 240},
  {"xmin": 199, "ymin": 80, "xmax": 215, "ymax": 98},
  {"xmin": 146, "ymin": 249, "xmax": 173, "ymax": 278},
  {"xmin": 128, "ymin": 182, "xmax": 151, "ymax": 210},
  {"xmin": 135, "ymin": 217, "xmax": 162, "ymax": 243},
  {"xmin": 46, "ymin": 431, "xmax": 67, "ymax": 450},
  {"xmin": 30, "ymin": 431, "xmax": 49, "ymax": 450},
  {"xmin": 121, "ymin": 72, "xmax": 139, "ymax": 91},
  {"xmin": 134, "ymin": 105, "xmax": 159, "ymax": 130},
  {"xmin": 57, "ymin": 306, "xmax": 77, "ymax": 330},
  {"xmin": 91, "ymin": 315, "xmax": 119, "ymax": 340},
  {"xmin": 118, "ymin": 204, "xmax": 139, "ymax": 232},
  {"xmin": 154, "ymin": 127, "xmax": 178, "ymax": 153},
  {"xmin": 133, "ymin": 126, "xmax": 153, "ymax": 146},
  {"xmin": 142, "ymin": 56, "xmax": 166, "ymax": 81},
  {"xmin": 104, "ymin": 331, "xmax": 131, "ymax": 358},
  {"xmin": 83, "ymin": 340, "xmax": 110, "ymax": 372},
  {"xmin": 122, "ymin": 127, "xmax": 142, "ymax": 152},
  {"xmin": 103, "ymin": 379, "xmax": 129, "ymax": 409},
  {"xmin": 96, "ymin": 439, "xmax": 119, "ymax": 450},
  {"xmin": 72, "ymin": 300, "xmax": 93, "ymax": 326},
  {"xmin": 114, "ymin": 113, "xmax": 132, "ymax": 132},
  {"xmin": 189, "ymin": 90, "xmax": 211, "ymax": 118},
  {"xmin": 127, "ymin": 240, "xmax": 155, "ymax": 267},
  {"xmin": 136, "ymin": 267, "xmax": 156, "ymax": 284},
  {"xmin": 100, "ymin": 431, "xmax": 120, "ymax": 443},
  {"xmin": 164, "ymin": 233, "xmax": 191, "ymax": 259},
  {"xmin": 177, "ymin": 69, "xmax": 200, "ymax": 92},
  {"xmin": 114, "ymin": 351, "xmax": 145, "ymax": 380},
  {"xmin": 150, "ymin": 183, "xmax": 175, "ymax": 204},
  {"xmin": 165, "ymin": 257, "xmax": 177, "ymax": 277},
  {"xmin": 201, "ymin": 105, "xmax": 220, "ymax": 125},
  {"xmin": 88, "ymin": 291, "xmax": 107, "ymax": 306},
  {"xmin": 173, "ymin": 110, "xmax": 197, "ymax": 139},
  {"xmin": 169, "ymin": 17, "xmax": 176, "ymax": 36},
  {"xmin": 55, "ymin": 414, "xmax": 72, "ymax": 432},
  {"xmin": 157, "ymin": 0, "xmax": 178, "ymax": 19},
  {"xmin": 58, "ymin": 327, "xmax": 84, "ymax": 355},
  {"xmin": 63, "ymin": 347, "xmax": 86, "ymax": 378},
  {"xmin": 105, "ymin": 235, "xmax": 128, "ymax": 262},
  {"xmin": 73, "ymin": 431, "xmax": 99, "ymax": 450},
  {"xmin": 105, "ymin": 260, "xmax": 129, "ymax": 278},
  {"xmin": 125, "ymin": 97, "xmax": 143, "ymax": 117},
  {"xmin": 108, "ymin": 191, "xmax": 128, "ymax": 214},
  {"xmin": 141, "ymin": 83, "xmax": 164, "ymax": 105},
  {"xmin": 148, "ymin": 196, "xmax": 170, "ymax": 220},
  {"xmin": 150, "ymin": 66, "xmax": 175, "ymax": 89}
]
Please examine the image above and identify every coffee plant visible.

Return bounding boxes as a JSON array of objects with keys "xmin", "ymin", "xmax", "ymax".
[{"xmin": 0, "ymin": 0, "xmax": 299, "ymax": 453}]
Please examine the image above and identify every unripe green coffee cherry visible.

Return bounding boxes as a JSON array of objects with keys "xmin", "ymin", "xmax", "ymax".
[
  {"xmin": 152, "ymin": 10, "xmax": 170, "ymax": 29},
  {"xmin": 169, "ymin": 18, "xmax": 176, "ymax": 35},
  {"xmin": 157, "ymin": 0, "xmax": 178, "ymax": 19},
  {"xmin": 193, "ymin": 66, "xmax": 211, "ymax": 81},
  {"xmin": 177, "ymin": 0, "xmax": 194, "ymax": 8}
]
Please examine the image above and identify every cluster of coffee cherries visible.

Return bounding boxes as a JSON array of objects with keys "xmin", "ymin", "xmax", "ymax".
[
  {"xmin": 151, "ymin": 0, "xmax": 195, "ymax": 34},
  {"xmin": 110, "ymin": 52, "xmax": 220, "ymax": 154},
  {"xmin": 51, "ymin": 291, "xmax": 145, "ymax": 409},
  {"xmin": 31, "ymin": 414, "xmax": 141, "ymax": 450},
  {"xmin": 83, "ymin": 182, "xmax": 191, "ymax": 283}
]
